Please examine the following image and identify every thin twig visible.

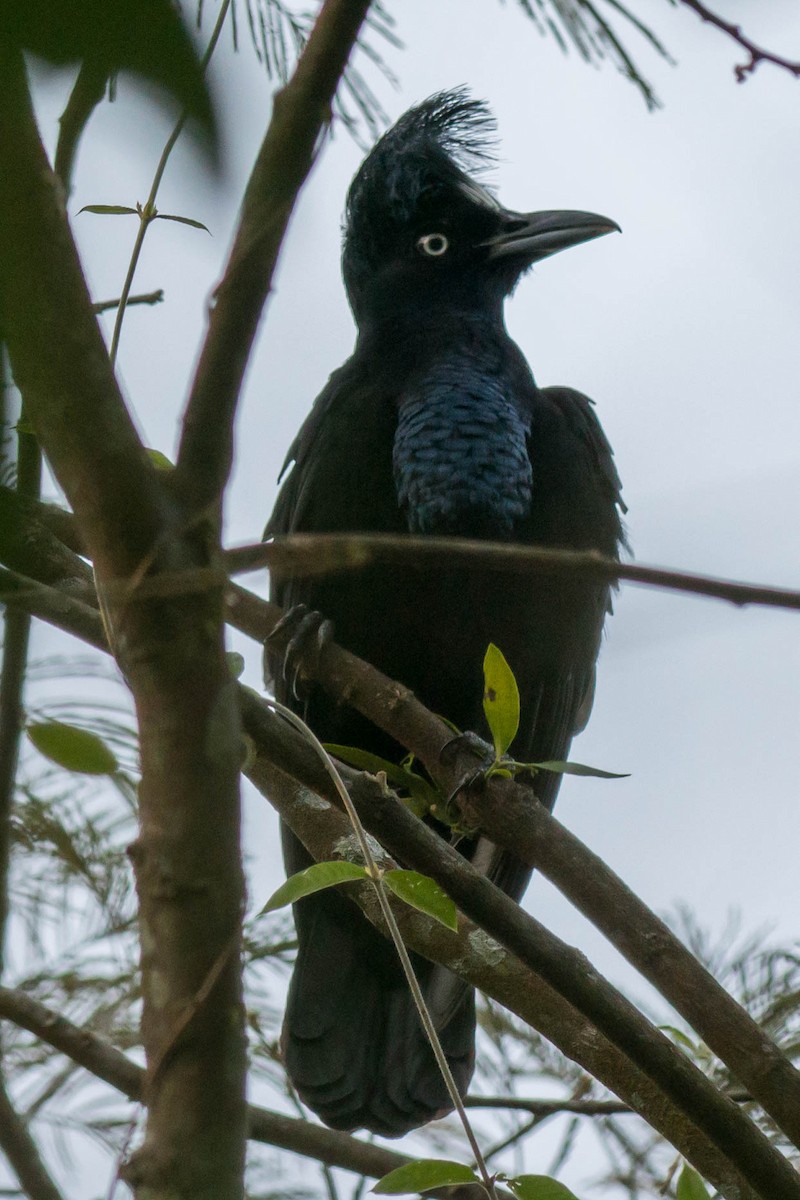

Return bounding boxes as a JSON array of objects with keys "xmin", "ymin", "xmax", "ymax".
[
  {"xmin": 9, "ymin": 491, "xmax": 800, "ymax": 617},
  {"xmin": 93, "ymin": 290, "xmax": 164, "ymax": 316},
  {"xmin": 108, "ymin": 0, "xmax": 231, "ymax": 365},
  {"xmin": 676, "ymin": 0, "xmax": 800, "ymax": 82},
  {"xmin": 467, "ymin": 1092, "xmax": 750, "ymax": 1116},
  {"xmin": 232, "ymin": 532, "xmax": 800, "ymax": 614}
]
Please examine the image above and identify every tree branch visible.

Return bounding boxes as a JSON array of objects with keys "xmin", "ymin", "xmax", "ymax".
[
  {"xmin": 676, "ymin": 0, "xmax": 800, "ymax": 82},
  {"xmin": 53, "ymin": 60, "xmax": 108, "ymax": 196},
  {"xmin": 176, "ymin": 0, "xmax": 374, "ymax": 512},
  {"xmin": 0, "ymin": 1075, "xmax": 64, "ymax": 1200},
  {"xmin": 240, "ymin": 532, "xmax": 800, "ymax": 614},
  {"xmin": 0, "ymin": 568, "xmax": 105, "ymax": 649},
  {"xmin": 9, "ymin": 491, "xmax": 800, "ymax": 617}
]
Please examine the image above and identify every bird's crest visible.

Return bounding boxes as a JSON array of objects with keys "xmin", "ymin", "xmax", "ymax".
[{"xmin": 344, "ymin": 88, "xmax": 498, "ymax": 243}]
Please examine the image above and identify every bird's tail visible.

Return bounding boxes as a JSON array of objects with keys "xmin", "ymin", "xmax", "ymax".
[{"xmin": 282, "ymin": 885, "xmax": 475, "ymax": 1137}]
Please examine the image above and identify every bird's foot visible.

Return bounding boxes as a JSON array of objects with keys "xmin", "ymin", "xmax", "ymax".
[
  {"xmin": 439, "ymin": 730, "xmax": 496, "ymax": 805},
  {"xmin": 263, "ymin": 603, "xmax": 334, "ymax": 701}
]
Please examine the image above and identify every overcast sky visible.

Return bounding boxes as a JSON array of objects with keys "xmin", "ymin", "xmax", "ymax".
[{"xmin": 20, "ymin": 0, "xmax": 800, "ymax": 1193}]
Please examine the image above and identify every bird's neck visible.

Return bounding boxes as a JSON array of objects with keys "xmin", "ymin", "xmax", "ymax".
[{"xmin": 355, "ymin": 303, "xmax": 509, "ymax": 368}]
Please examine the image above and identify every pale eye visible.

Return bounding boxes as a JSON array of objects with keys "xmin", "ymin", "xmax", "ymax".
[{"xmin": 417, "ymin": 232, "xmax": 449, "ymax": 258}]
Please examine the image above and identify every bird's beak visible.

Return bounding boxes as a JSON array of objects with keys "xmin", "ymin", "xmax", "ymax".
[{"xmin": 484, "ymin": 209, "xmax": 620, "ymax": 264}]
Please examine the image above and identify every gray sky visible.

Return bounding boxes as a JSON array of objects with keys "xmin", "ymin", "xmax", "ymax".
[{"xmin": 22, "ymin": 0, "xmax": 800, "ymax": 1192}]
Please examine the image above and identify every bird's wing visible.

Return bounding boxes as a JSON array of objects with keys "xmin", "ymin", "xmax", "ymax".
[
  {"xmin": 471, "ymin": 385, "xmax": 625, "ymax": 901},
  {"xmin": 266, "ymin": 364, "xmax": 402, "ymax": 575}
]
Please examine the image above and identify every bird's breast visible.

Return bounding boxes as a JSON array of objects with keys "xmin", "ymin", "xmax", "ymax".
[{"xmin": 392, "ymin": 371, "xmax": 532, "ymax": 537}]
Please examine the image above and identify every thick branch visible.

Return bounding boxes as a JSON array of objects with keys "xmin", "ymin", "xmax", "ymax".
[
  {"xmin": 176, "ymin": 0, "xmax": 373, "ymax": 510},
  {"xmin": 0, "ymin": 46, "xmax": 168, "ymax": 581},
  {"xmin": 677, "ymin": 0, "xmax": 800, "ymax": 82},
  {"xmin": 0, "ymin": 51, "xmax": 248, "ymax": 1200}
]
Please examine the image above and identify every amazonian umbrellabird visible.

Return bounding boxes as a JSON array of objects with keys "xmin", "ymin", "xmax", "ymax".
[{"xmin": 265, "ymin": 89, "xmax": 625, "ymax": 1137}]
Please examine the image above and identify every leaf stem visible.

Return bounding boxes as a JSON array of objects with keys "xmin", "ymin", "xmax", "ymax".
[{"xmin": 109, "ymin": 0, "xmax": 232, "ymax": 366}]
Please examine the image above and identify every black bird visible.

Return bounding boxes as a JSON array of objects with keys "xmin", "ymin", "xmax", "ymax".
[{"xmin": 266, "ymin": 90, "xmax": 625, "ymax": 1138}]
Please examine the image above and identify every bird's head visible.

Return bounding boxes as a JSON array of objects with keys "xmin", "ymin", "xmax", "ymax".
[{"xmin": 342, "ymin": 89, "xmax": 618, "ymax": 330}]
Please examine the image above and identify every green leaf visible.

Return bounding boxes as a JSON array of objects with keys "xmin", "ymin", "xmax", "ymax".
[
  {"xmin": 384, "ymin": 870, "xmax": 457, "ymax": 931},
  {"xmin": 482, "ymin": 643, "xmax": 520, "ymax": 758},
  {"xmin": 261, "ymin": 861, "xmax": 368, "ymax": 914},
  {"xmin": 506, "ymin": 1177, "xmax": 580, "ymax": 1200},
  {"xmin": 79, "ymin": 205, "xmax": 138, "ymax": 216},
  {"xmin": 659, "ymin": 1025, "xmax": 698, "ymax": 1053},
  {"xmin": 325, "ymin": 743, "xmax": 415, "ymax": 783},
  {"xmin": 156, "ymin": 213, "xmax": 211, "ymax": 232},
  {"xmin": 373, "ymin": 1160, "xmax": 479, "ymax": 1194},
  {"xmin": 226, "ymin": 652, "xmax": 245, "ymax": 680},
  {"xmin": 27, "ymin": 721, "xmax": 118, "ymax": 776},
  {"xmin": 145, "ymin": 448, "xmax": 174, "ymax": 470},
  {"xmin": 324, "ymin": 744, "xmax": 439, "ymax": 811},
  {"xmin": 529, "ymin": 760, "xmax": 629, "ymax": 780},
  {"xmin": 1, "ymin": 1, "xmax": 216, "ymax": 156},
  {"xmin": 676, "ymin": 1164, "xmax": 711, "ymax": 1200}
]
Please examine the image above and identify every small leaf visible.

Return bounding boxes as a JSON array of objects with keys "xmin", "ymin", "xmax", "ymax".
[
  {"xmin": 373, "ymin": 1160, "xmax": 479, "ymax": 1194},
  {"xmin": 676, "ymin": 1164, "xmax": 711, "ymax": 1200},
  {"xmin": 483, "ymin": 643, "xmax": 520, "ymax": 758},
  {"xmin": 261, "ymin": 861, "xmax": 368, "ymax": 914},
  {"xmin": 324, "ymin": 744, "xmax": 439, "ymax": 811},
  {"xmin": 384, "ymin": 870, "xmax": 457, "ymax": 931},
  {"xmin": 79, "ymin": 205, "xmax": 138, "ymax": 215},
  {"xmin": 529, "ymin": 760, "xmax": 629, "ymax": 780},
  {"xmin": 506, "ymin": 1176, "xmax": 580, "ymax": 1200},
  {"xmin": 226, "ymin": 652, "xmax": 245, "ymax": 679},
  {"xmin": 659, "ymin": 1025, "xmax": 698, "ymax": 1053},
  {"xmin": 156, "ymin": 213, "xmax": 211, "ymax": 232},
  {"xmin": 146, "ymin": 448, "xmax": 174, "ymax": 470},
  {"xmin": 27, "ymin": 721, "xmax": 118, "ymax": 775},
  {"xmin": 325, "ymin": 744, "xmax": 414, "ymax": 783}
]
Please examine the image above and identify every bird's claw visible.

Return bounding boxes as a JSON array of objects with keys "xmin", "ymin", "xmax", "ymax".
[
  {"xmin": 264, "ymin": 604, "xmax": 333, "ymax": 701},
  {"xmin": 439, "ymin": 730, "xmax": 495, "ymax": 804}
]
